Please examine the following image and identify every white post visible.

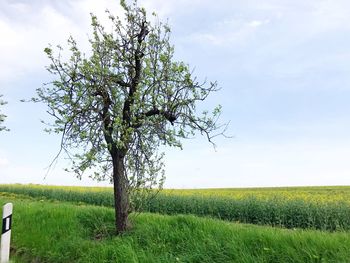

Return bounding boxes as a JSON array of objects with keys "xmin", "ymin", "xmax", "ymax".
[{"xmin": 0, "ymin": 203, "xmax": 12, "ymax": 263}]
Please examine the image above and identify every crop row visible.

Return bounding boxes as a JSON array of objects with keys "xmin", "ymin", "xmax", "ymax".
[
  {"xmin": 142, "ymin": 194, "xmax": 350, "ymax": 231},
  {"xmin": 0, "ymin": 184, "xmax": 349, "ymax": 231}
]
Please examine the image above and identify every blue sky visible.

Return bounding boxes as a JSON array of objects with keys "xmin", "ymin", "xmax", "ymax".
[{"xmin": 1, "ymin": 0, "xmax": 350, "ymax": 188}]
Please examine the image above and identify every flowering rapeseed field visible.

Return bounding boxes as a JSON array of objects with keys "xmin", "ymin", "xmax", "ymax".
[{"xmin": 0, "ymin": 184, "xmax": 349, "ymax": 231}]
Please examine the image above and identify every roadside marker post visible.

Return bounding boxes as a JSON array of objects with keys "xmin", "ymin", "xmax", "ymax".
[{"xmin": 1, "ymin": 203, "xmax": 12, "ymax": 263}]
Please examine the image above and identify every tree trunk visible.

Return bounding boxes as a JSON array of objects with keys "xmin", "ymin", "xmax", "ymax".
[{"xmin": 112, "ymin": 153, "xmax": 129, "ymax": 234}]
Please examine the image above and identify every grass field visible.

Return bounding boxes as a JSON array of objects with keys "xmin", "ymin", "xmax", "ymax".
[
  {"xmin": 1, "ymin": 192, "xmax": 350, "ymax": 263},
  {"xmin": 0, "ymin": 184, "xmax": 350, "ymax": 231}
]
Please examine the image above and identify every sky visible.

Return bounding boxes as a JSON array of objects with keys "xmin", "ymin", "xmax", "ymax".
[{"xmin": 1, "ymin": 0, "xmax": 350, "ymax": 188}]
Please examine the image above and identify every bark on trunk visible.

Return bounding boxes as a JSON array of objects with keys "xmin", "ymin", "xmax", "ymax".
[{"xmin": 112, "ymin": 153, "xmax": 129, "ymax": 234}]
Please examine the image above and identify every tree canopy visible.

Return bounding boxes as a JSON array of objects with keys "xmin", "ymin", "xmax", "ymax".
[{"xmin": 34, "ymin": 0, "xmax": 226, "ymax": 233}]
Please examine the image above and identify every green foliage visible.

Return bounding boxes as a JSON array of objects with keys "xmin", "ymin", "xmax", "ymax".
[
  {"xmin": 3, "ymin": 194, "xmax": 350, "ymax": 263},
  {"xmin": 1, "ymin": 185, "xmax": 350, "ymax": 231},
  {"xmin": 0, "ymin": 94, "xmax": 9, "ymax": 132}
]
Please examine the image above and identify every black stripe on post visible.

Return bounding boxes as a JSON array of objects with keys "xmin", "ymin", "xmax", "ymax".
[{"xmin": 2, "ymin": 215, "xmax": 12, "ymax": 234}]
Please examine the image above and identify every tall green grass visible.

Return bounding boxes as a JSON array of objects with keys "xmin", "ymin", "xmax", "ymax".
[
  {"xmin": 142, "ymin": 194, "xmax": 350, "ymax": 231},
  {"xmin": 1, "ymin": 184, "xmax": 350, "ymax": 231},
  {"xmin": 2, "ymin": 194, "xmax": 350, "ymax": 263},
  {"xmin": 0, "ymin": 184, "xmax": 114, "ymax": 206}
]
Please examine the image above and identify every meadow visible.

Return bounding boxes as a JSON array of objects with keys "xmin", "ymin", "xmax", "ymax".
[
  {"xmin": 1, "ymin": 192, "xmax": 350, "ymax": 263},
  {"xmin": 0, "ymin": 184, "xmax": 350, "ymax": 231}
]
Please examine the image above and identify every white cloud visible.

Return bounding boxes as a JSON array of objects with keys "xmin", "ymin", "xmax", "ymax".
[
  {"xmin": 164, "ymin": 139, "xmax": 350, "ymax": 188},
  {"xmin": 0, "ymin": 0, "xmax": 123, "ymax": 86},
  {"xmin": 0, "ymin": 157, "xmax": 9, "ymax": 167},
  {"xmin": 247, "ymin": 19, "xmax": 270, "ymax": 28},
  {"xmin": 173, "ymin": 0, "xmax": 350, "ymax": 63},
  {"xmin": 141, "ymin": 0, "xmax": 213, "ymax": 18},
  {"xmin": 184, "ymin": 19, "xmax": 267, "ymax": 47}
]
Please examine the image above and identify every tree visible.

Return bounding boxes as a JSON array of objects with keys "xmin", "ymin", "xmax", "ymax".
[
  {"xmin": 0, "ymin": 95, "xmax": 8, "ymax": 132},
  {"xmin": 34, "ymin": 0, "xmax": 226, "ymax": 234}
]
